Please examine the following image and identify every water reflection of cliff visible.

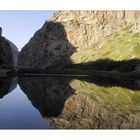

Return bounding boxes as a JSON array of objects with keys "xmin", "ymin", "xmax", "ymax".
[
  {"xmin": 18, "ymin": 76, "xmax": 74, "ymax": 117},
  {"xmin": 0, "ymin": 77, "xmax": 17, "ymax": 99},
  {"xmin": 78, "ymin": 76, "xmax": 140, "ymax": 90},
  {"xmin": 18, "ymin": 76, "xmax": 140, "ymax": 129}
]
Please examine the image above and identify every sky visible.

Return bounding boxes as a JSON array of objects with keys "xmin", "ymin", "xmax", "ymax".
[{"xmin": 0, "ymin": 11, "xmax": 55, "ymax": 51}]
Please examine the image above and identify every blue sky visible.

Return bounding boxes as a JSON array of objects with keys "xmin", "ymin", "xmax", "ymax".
[{"xmin": 0, "ymin": 11, "xmax": 55, "ymax": 50}]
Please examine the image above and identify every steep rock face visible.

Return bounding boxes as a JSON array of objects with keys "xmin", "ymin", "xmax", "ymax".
[
  {"xmin": 18, "ymin": 22, "xmax": 76, "ymax": 69},
  {"xmin": 18, "ymin": 11, "xmax": 140, "ymax": 69},
  {"xmin": 0, "ymin": 33, "xmax": 18, "ymax": 69},
  {"xmin": 0, "ymin": 36, "xmax": 14, "ymax": 69},
  {"xmin": 50, "ymin": 11, "xmax": 140, "ymax": 49},
  {"xmin": 7, "ymin": 40, "xmax": 19, "ymax": 67}
]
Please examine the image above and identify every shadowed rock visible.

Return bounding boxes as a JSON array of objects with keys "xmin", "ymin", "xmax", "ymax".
[
  {"xmin": 18, "ymin": 22, "xmax": 76, "ymax": 69},
  {"xmin": 0, "ymin": 36, "xmax": 14, "ymax": 69},
  {"xmin": 0, "ymin": 31, "xmax": 18, "ymax": 70},
  {"xmin": 7, "ymin": 40, "xmax": 19, "ymax": 67},
  {"xmin": 0, "ymin": 27, "xmax": 2, "ymax": 36}
]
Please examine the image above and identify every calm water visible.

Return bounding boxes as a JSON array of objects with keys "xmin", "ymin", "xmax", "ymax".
[{"xmin": 1, "ymin": 76, "xmax": 140, "ymax": 129}]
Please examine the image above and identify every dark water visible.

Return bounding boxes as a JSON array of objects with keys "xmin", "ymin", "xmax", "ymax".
[{"xmin": 1, "ymin": 76, "xmax": 140, "ymax": 129}]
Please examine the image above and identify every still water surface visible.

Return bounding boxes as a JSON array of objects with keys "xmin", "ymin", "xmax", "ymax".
[{"xmin": 1, "ymin": 76, "xmax": 140, "ymax": 129}]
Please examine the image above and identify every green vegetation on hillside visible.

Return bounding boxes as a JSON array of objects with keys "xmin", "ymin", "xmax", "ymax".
[{"xmin": 71, "ymin": 27, "xmax": 140, "ymax": 63}]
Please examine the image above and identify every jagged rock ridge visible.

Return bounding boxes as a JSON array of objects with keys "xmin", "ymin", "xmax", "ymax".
[
  {"xmin": 18, "ymin": 11, "xmax": 140, "ymax": 69},
  {"xmin": 50, "ymin": 11, "xmax": 140, "ymax": 49}
]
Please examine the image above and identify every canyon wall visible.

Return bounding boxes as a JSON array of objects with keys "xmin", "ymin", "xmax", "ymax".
[{"xmin": 18, "ymin": 11, "xmax": 140, "ymax": 69}]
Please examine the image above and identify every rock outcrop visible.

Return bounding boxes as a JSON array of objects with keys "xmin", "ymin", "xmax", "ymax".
[
  {"xmin": 7, "ymin": 40, "xmax": 19, "ymax": 67},
  {"xmin": 18, "ymin": 11, "xmax": 140, "ymax": 69},
  {"xmin": 18, "ymin": 22, "xmax": 76, "ymax": 69},
  {"xmin": 0, "ymin": 36, "xmax": 14, "ymax": 69},
  {"xmin": 0, "ymin": 31, "xmax": 18, "ymax": 69},
  {"xmin": 0, "ymin": 27, "xmax": 2, "ymax": 36},
  {"xmin": 50, "ymin": 11, "xmax": 140, "ymax": 49}
]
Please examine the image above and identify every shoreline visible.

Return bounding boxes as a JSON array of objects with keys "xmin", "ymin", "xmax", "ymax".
[{"xmin": 1, "ymin": 68, "xmax": 140, "ymax": 80}]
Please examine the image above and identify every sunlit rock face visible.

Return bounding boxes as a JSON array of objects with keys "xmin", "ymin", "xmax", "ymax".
[
  {"xmin": 50, "ymin": 11, "xmax": 140, "ymax": 49},
  {"xmin": 0, "ymin": 35, "xmax": 18, "ymax": 69},
  {"xmin": 18, "ymin": 77, "xmax": 74, "ymax": 117},
  {"xmin": 18, "ymin": 11, "xmax": 140, "ymax": 69}
]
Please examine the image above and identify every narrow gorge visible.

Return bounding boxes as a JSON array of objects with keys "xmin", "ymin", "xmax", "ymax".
[{"xmin": 1, "ymin": 11, "xmax": 140, "ymax": 129}]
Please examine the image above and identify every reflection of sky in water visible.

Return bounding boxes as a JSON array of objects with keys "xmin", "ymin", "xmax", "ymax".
[{"xmin": 0, "ymin": 85, "xmax": 50, "ymax": 129}]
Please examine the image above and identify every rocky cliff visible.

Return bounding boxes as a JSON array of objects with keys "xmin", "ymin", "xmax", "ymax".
[
  {"xmin": 18, "ymin": 22, "xmax": 76, "ymax": 69},
  {"xmin": 18, "ymin": 11, "xmax": 140, "ymax": 69},
  {"xmin": 7, "ymin": 40, "xmax": 19, "ymax": 67},
  {"xmin": 50, "ymin": 11, "xmax": 140, "ymax": 49},
  {"xmin": 0, "ymin": 33, "xmax": 18, "ymax": 70},
  {"xmin": 0, "ymin": 36, "xmax": 14, "ymax": 69}
]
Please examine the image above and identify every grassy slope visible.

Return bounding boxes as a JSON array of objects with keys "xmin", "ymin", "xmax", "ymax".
[
  {"xmin": 71, "ymin": 27, "xmax": 140, "ymax": 63},
  {"xmin": 69, "ymin": 27, "xmax": 140, "ymax": 116}
]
